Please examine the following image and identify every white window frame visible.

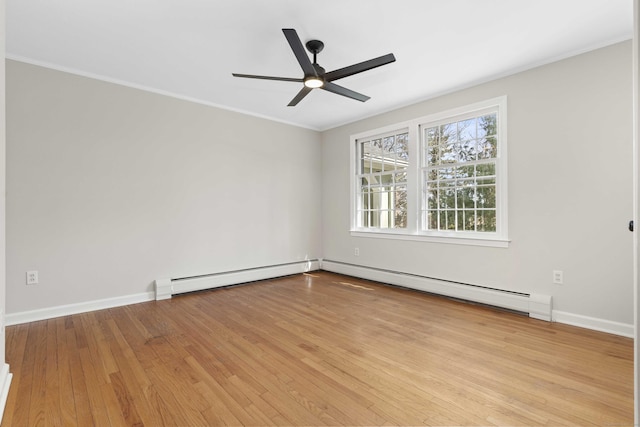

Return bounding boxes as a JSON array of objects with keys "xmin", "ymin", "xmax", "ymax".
[
  {"xmin": 350, "ymin": 96, "xmax": 509, "ymax": 248},
  {"xmin": 353, "ymin": 127, "xmax": 410, "ymax": 231}
]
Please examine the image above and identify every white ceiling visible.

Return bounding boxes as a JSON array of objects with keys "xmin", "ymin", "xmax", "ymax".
[{"xmin": 6, "ymin": 0, "xmax": 633, "ymax": 131}]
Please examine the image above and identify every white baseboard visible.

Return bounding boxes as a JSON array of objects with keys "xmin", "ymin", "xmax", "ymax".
[
  {"xmin": 321, "ymin": 260, "xmax": 551, "ymax": 320},
  {"xmin": 322, "ymin": 260, "xmax": 632, "ymax": 338},
  {"xmin": 155, "ymin": 260, "xmax": 321, "ymax": 300},
  {"xmin": 6, "ymin": 261, "xmax": 629, "ymax": 338},
  {"xmin": 553, "ymin": 310, "xmax": 634, "ymax": 338},
  {"xmin": 0, "ymin": 363, "xmax": 12, "ymax": 425},
  {"xmin": 5, "ymin": 291, "xmax": 155, "ymax": 326},
  {"xmin": 5, "ymin": 261, "xmax": 321, "ymax": 324}
]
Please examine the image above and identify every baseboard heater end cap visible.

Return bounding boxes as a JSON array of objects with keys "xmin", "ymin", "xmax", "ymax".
[
  {"xmin": 155, "ymin": 278, "xmax": 173, "ymax": 301},
  {"xmin": 529, "ymin": 293, "xmax": 552, "ymax": 322}
]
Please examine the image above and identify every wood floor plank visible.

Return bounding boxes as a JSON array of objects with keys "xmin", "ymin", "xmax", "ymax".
[
  {"xmin": 65, "ymin": 322, "xmax": 96, "ymax": 426},
  {"xmin": 44, "ymin": 319, "xmax": 63, "ymax": 427},
  {"xmin": 78, "ymin": 345, "xmax": 113, "ymax": 426},
  {"xmin": 104, "ymin": 317, "xmax": 175, "ymax": 426},
  {"xmin": 3, "ymin": 271, "xmax": 634, "ymax": 426},
  {"xmin": 55, "ymin": 317, "xmax": 79, "ymax": 427}
]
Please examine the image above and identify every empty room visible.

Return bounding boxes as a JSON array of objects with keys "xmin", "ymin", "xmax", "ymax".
[{"xmin": 0, "ymin": 0, "xmax": 638, "ymax": 425}]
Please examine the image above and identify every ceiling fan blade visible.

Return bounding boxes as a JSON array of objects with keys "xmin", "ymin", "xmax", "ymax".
[
  {"xmin": 322, "ymin": 82, "xmax": 370, "ymax": 102},
  {"xmin": 288, "ymin": 87, "xmax": 313, "ymax": 106},
  {"xmin": 232, "ymin": 73, "xmax": 303, "ymax": 83},
  {"xmin": 325, "ymin": 53, "xmax": 396, "ymax": 82},
  {"xmin": 282, "ymin": 28, "xmax": 317, "ymax": 77}
]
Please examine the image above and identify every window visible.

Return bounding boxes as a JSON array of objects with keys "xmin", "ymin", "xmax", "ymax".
[
  {"xmin": 355, "ymin": 130, "xmax": 409, "ymax": 229},
  {"xmin": 422, "ymin": 110, "xmax": 498, "ymax": 233},
  {"xmin": 351, "ymin": 97, "xmax": 508, "ymax": 247}
]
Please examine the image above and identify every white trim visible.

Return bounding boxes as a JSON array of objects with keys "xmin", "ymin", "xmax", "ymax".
[
  {"xmin": 0, "ymin": 364, "xmax": 12, "ymax": 425},
  {"xmin": 350, "ymin": 230, "xmax": 510, "ymax": 248},
  {"xmin": 155, "ymin": 260, "xmax": 321, "ymax": 300},
  {"xmin": 321, "ymin": 260, "xmax": 546, "ymax": 317},
  {"xmin": 553, "ymin": 310, "xmax": 634, "ymax": 338},
  {"xmin": 5, "ymin": 291, "xmax": 155, "ymax": 326},
  {"xmin": 5, "ymin": 55, "xmax": 320, "ymax": 132},
  {"xmin": 529, "ymin": 294, "xmax": 553, "ymax": 322}
]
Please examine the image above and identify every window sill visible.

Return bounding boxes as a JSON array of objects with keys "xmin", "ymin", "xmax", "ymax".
[{"xmin": 350, "ymin": 230, "xmax": 510, "ymax": 248}]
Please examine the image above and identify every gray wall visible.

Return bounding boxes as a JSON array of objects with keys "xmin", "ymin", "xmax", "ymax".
[
  {"xmin": 6, "ymin": 60, "xmax": 322, "ymax": 314},
  {"xmin": 322, "ymin": 41, "xmax": 634, "ymax": 325}
]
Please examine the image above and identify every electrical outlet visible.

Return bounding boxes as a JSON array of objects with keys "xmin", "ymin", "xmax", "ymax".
[
  {"xmin": 354, "ymin": 247, "xmax": 360, "ymax": 256},
  {"xmin": 26, "ymin": 270, "xmax": 39, "ymax": 285},
  {"xmin": 553, "ymin": 270, "xmax": 563, "ymax": 285}
]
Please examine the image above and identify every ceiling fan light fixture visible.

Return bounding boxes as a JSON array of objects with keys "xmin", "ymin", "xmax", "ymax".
[{"xmin": 304, "ymin": 76, "xmax": 324, "ymax": 88}]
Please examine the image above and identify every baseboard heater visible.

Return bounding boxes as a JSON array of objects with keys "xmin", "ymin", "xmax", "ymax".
[
  {"xmin": 321, "ymin": 260, "xmax": 552, "ymax": 322},
  {"xmin": 155, "ymin": 259, "xmax": 321, "ymax": 300}
]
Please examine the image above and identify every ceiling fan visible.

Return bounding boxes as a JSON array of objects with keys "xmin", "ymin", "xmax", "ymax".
[{"xmin": 232, "ymin": 28, "xmax": 396, "ymax": 106}]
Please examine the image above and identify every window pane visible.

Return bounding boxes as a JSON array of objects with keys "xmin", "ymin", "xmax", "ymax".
[
  {"xmin": 426, "ymin": 211, "xmax": 437, "ymax": 230},
  {"xmin": 426, "ymin": 189, "xmax": 438, "ymax": 210},
  {"xmin": 456, "ymin": 187, "xmax": 475, "ymax": 209},
  {"xmin": 442, "ymin": 210, "xmax": 456, "ymax": 230},
  {"xmin": 380, "ymin": 173, "xmax": 393, "ymax": 185},
  {"xmin": 476, "ymin": 162, "xmax": 495, "ymax": 177},
  {"xmin": 358, "ymin": 211, "xmax": 369, "ymax": 227},
  {"xmin": 383, "ymin": 136, "xmax": 395, "ymax": 153},
  {"xmin": 370, "ymin": 139, "xmax": 383, "ymax": 172},
  {"xmin": 426, "ymin": 168, "xmax": 438, "ymax": 182},
  {"xmin": 394, "ymin": 187, "xmax": 407, "ymax": 229},
  {"xmin": 427, "ymin": 145, "xmax": 438, "ymax": 165},
  {"xmin": 479, "ymin": 136, "xmax": 497, "ymax": 159},
  {"xmin": 359, "ymin": 190, "xmax": 370, "ymax": 210},
  {"xmin": 394, "ymin": 209, "xmax": 407, "ymax": 228},
  {"xmin": 395, "ymin": 186, "xmax": 407, "ymax": 207},
  {"xmin": 394, "ymin": 172, "xmax": 407, "ymax": 184},
  {"xmin": 462, "ymin": 210, "xmax": 476, "ymax": 231},
  {"xmin": 476, "ymin": 176, "xmax": 496, "ymax": 186},
  {"xmin": 457, "ymin": 165, "xmax": 475, "ymax": 180},
  {"xmin": 458, "ymin": 118, "xmax": 476, "ymax": 141},
  {"xmin": 370, "ymin": 210, "xmax": 380, "ymax": 228},
  {"xmin": 437, "ymin": 167, "xmax": 455, "ymax": 181},
  {"xmin": 456, "ymin": 209, "xmax": 465, "ymax": 231},
  {"xmin": 439, "ymin": 186, "xmax": 456, "ymax": 209},
  {"xmin": 477, "ymin": 210, "xmax": 496, "ymax": 232},
  {"xmin": 396, "ymin": 132, "xmax": 409, "ymax": 162},
  {"xmin": 426, "ymin": 127, "xmax": 438, "ymax": 147},
  {"xmin": 440, "ymin": 123, "xmax": 456, "ymax": 143},
  {"xmin": 479, "ymin": 114, "xmax": 497, "ymax": 136},
  {"xmin": 440, "ymin": 142, "xmax": 458, "ymax": 164},
  {"xmin": 380, "ymin": 210, "xmax": 392, "ymax": 228},
  {"xmin": 476, "ymin": 185, "xmax": 496, "ymax": 208},
  {"xmin": 360, "ymin": 141, "xmax": 371, "ymax": 173},
  {"xmin": 458, "ymin": 140, "xmax": 477, "ymax": 162}
]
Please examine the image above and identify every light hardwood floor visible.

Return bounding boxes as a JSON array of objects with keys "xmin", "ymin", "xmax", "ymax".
[{"xmin": 3, "ymin": 271, "xmax": 634, "ymax": 426}]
